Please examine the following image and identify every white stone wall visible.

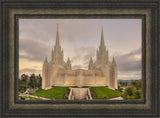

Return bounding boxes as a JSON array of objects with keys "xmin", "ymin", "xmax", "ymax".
[
  {"xmin": 43, "ymin": 66, "xmax": 118, "ymax": 89},
  {"xmin": 84, "ymin": 77, "xmax": 95, "ymax": 85},
  {"xmin": 54, "ymin": 77, "xmax": 65, "ymax": 85},
  {"xmin": 42, "ymin": 65, "xmax": 46, "ymax": 89},
  {"xmin": 42, "ymin": 63, "xmax": 50, "ymax": 89},
  {"xmin": 65, "ymin": 76, "xmax": 75, "ymax": 85},
  {"xmin": 95, "ymin": 77, "xmax": 106, "ymax": 85}
]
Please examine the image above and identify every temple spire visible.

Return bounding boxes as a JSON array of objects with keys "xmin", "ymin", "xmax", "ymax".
[
  {"xmin": 112, "ymin": 56, "xmax": 117, "ymax": 66},
  {"xmin": 55, "ymin": 24, "xmax": 60, "ymax": 47},
  {"xmin": 88, "ymin": 57, "xmax": 94, "ymax": 70},
  {"xmin": 66, "ymin": 57, "xmax": 72, "ymax": 70},
  {"xmin": 100, "ymin": 26, "xmax": 105, "ymax": 47},
  {"xmin": 67, "ymin": 57, "xmax": 71, "ymax": 62},
  {"xmin": 51, "ymin": 24, "xmax": 65, "ymax": 65},
  {"xmin": 89, "ymin": 57, "xmax": 93, "ymax": 63}
]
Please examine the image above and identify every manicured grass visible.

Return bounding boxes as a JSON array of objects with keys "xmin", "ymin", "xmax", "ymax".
[
  {"xmin": 91, "ymin": 87, "xmax": 122, "ymax": 99},
  {"xmin": 33, "ymin": 86, "xmax": 68, "ymax": 99},
  {"xmin": 32, "ymin": 86, "xmax": 121, "ymax": 100}
]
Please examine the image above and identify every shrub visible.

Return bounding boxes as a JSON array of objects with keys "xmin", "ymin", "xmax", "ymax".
[
  {"xmin": 122, "ymin": 80, "xmax": 142, "ymax": 100},
  {"xmin": 20, "ymin": 96, "xmax": 25, "ymax": 100},
  {"xmin": 103, "ymin": 96, "xmax": 107, "ymax": 99},
  {"xmin": 64, "ymin": 95, "xmax": 68, "ymax": 99},
  {"xmin": 19, "ymin": 86, "xmax": 27, "ymax": 93},
  {"xmin": 133, "ymin": 89, "xmax": 141, "ymax": 99}
]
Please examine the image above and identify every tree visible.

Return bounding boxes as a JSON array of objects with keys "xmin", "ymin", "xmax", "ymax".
[
  {"xmin": 19, "ymin": 86, "xmax": 27, "ymax": 93},
  {"xmin": 133, "ymin": 89, "xmax": 141, "ymax": 99},
  {"xmin": 28, "ymin": 74, "xmax": 42, "ymax": 89},
  {"xmin": 37, "ymin": 74, "xmax": 42, "ymax": 88},
  {"xmin": 28, "ymin": 74, "xmax": 37, "ymax": 88},
  {"xmin": 131, "ymin": 80, "xmax": 142, "ymax": 89},
  {"xmin": 19, "ymin": 73, "xmax": 42, "ymax": 93},
  {"xmin": 19, "ymin": 74, "xmax": 29, "ymax": 87},
  {"xmin": 18, "ymin": 74, "xmax": 29, "ymax": 93},
  {"xmin": 122, "ymin": 80, "xmax": 142, "ymax": 100},
  {"xmin": 118, "ymin": 85, "xmax": 123, "ymax": 92}
]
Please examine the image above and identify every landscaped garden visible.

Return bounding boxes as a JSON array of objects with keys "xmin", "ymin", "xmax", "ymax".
[
  {"xmin": 31, "ymin": 86, "xmax": 122, "ymax": 100},
  {"xmin": 121, "ymin": 80, "xmax": 142, "ymax": 100},
  {"xmin": 90, "ymin": 86, "xmax": 122, "ymax": 99},
  {"xmin": 32, "ymin": 86, "xmax": 69, "ymax": 99}
]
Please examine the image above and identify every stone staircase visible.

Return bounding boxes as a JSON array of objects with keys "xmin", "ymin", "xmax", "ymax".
[{"xmin": 68, "ymin": 88, "xmax": 92, "ymax": 100}]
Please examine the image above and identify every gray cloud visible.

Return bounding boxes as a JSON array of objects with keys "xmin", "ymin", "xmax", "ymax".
[
  {"xmin": 70, "ymin": 46, "xmax": 96, "ymax": 69},
  {"xmin": 71, "ymin": 46, "xmax": 95, "ymax": 62},
  {"xmin": 81, "ymin": 47, "xmax": 95, "ymax": 60},
  {"xmin": 115, "ymin": 48, "xmax": 141, "ymax": 72},
  {"xmin": 118, "ymin": 60, "xmax": 141, "ymax": 71},
  {"xmin": 19, "ymin": 19, "xmax": 100, "ymax": 45},
  {"xmin": 71, "ymin": 55, "xmax": 81, "ymax": 62},
  {"xmin": 83, "ymin": 61, "xmax": 89, "ymax": 66},
  {"xmin": 72, "ymin": 65, "xmax": 83, "ymax": 69},
  {"xmin": 19, "ymin": 39, "xmax": 50, "ymax": 62},
  {"xmin": 118, "ymin": 71, "xmax": 141, "ymax": 80}
]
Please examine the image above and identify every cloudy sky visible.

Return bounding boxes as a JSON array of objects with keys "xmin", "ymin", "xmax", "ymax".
[{"xmin": 19, "ymin": 19, "xmax": 141, "ymax": 80}]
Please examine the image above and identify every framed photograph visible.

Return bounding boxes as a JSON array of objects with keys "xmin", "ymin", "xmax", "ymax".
[
  {"xmin": 0, "ymin": 0, "xmax": 159, "ymax": 117},
  {"xmin": 18, "ymin": 19, "xmax": 142, "ymax": 101}
]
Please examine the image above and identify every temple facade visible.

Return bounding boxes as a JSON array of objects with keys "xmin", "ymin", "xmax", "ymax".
[{"xmin": 42, "ymin": 25, "xmax": 118, "ymax": 90}]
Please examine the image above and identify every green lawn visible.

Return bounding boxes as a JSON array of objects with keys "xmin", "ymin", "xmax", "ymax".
[
  {"xmin": 91, "ymin": 87, "xmax": 122, "ymax": 99},
  {"xmin": 33, "ymin": 86, "xmax": 68, "ymax": 99},
  {"xmin": 32, "ymin": 86, "xmax": 122, "ymax": 100}
]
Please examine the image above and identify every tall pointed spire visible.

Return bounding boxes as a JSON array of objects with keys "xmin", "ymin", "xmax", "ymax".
[
  {"xmin": 67, "ymin": 57, "xmax": 71, "ymax": 63},
  {"xmin": 89, "ymin": 57, "xmax": 93, "ymax": 63},
  {"xmin": 51, "ymin": 24, "xmax": 65, "ymax": 65},
  {"xmin": 112, "ymin": 56, "xmax": 115, "ymax": 62},
  {"xmin": 112, "ymin": 56, "xmax": 117, "ymax": 66},
  {"xmin": 55, "ymin": 24, "xmax": 60, "ymax": 47},
  {"xmin": 66, "ymin": 57, "xmax": 72, "ymax": 70},
  {"xmin": 100, "ymin": 26, "xmax": 105, "ymax": 47},
  {"xmin": 88, "ymin": 57, "xmax": 94, "ymax": 70},
  {"xmin": 96, "ymin": 26, "xmax": 108, "ymax": 65}
]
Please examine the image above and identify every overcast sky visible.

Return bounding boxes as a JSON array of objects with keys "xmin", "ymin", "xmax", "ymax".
[{"xmin": 19, "ymin": 19, "xmax": 142, "ymax": 80}]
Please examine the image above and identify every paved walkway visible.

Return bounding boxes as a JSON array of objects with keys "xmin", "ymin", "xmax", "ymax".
[
  {"xmin": 19, "ymin": 93, "xmax": 51, "ymax": 100},
  {"xmin": 108, "ymin": 96, "xmax": 123, "ymax": 100},
  {"xmin": 19, "ymin": 93, "xmax": 123, "ymax": 100}
]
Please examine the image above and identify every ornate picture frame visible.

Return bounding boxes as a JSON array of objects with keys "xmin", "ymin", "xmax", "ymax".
[{"xmin": 0, "ymin": 0, "xmax": 159, "ymax": 117}]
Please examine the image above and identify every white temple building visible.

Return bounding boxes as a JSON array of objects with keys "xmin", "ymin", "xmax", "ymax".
[{"xmin": 42, "ymin": 24, "xmax": 118, "ymax": 90}]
